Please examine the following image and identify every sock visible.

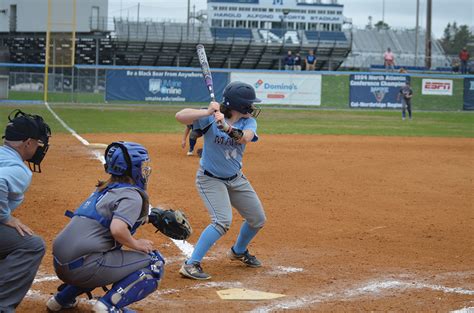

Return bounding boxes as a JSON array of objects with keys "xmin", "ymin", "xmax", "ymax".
[
  {"xmin": 233, "ymin": 222, "xmax": 260, "ymax": 255},
  {"xmin": 187, "ymin": 225, "xmax": 222, "ymax": 264},
  {"xmin": 56, "ymin": 285, "xmax": 92, "ymax": 306},
  {"xmin": 189, "ymin": 138, "xmax": 197, "ymax": 152},
  {"xmin": 402, "ymin": 111, "xmax": 406, "ymax": 118}
]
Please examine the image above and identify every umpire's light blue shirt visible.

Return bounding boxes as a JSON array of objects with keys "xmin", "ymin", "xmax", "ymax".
[
  {"xmin": 0, "ymin": 145, "xmax": 32, "ymax": 223},
  {"xmin": 194, "ymin": 115, "xmax": 258, "ymax": 178}
]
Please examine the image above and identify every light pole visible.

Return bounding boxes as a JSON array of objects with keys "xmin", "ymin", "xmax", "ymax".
[
  {"xmin": 282, "ymin": 8, "xmax": 290, "ymax": 42},
  {"xmin": 414, "ymin": 0, "xmax": 419, "ymax": 66},
  {"xmin": 187, "ymin": 0, "xmax": 190, "ymax": 39}
]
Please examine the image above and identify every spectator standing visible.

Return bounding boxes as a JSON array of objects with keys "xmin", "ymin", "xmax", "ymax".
[
  {"xmin": 294, "ymin": 53, "xmax": 302, "ymax": 71},
  {"xmin": 284, "ymin": 50, "xmax": 294, "ymax": 71},
  {"xmin": 305, "ymin": 49, "xmax": 317, "ymax": 71},
  {"xmin": 459, "ymin": 47, "xmax": 470, "ymax": 74},
  {"xmin": 383, "ymin": 47, "xmax": 395, "ymax": 72}
]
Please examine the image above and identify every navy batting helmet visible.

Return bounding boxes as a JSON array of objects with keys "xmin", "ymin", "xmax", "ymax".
[
  {"xmin": 104, "ymin": 141, "xmax": 151, "ymax": 190},
  {"xmin": 222, "ymin": 81, "xmax": 261, "ymax": 117}
]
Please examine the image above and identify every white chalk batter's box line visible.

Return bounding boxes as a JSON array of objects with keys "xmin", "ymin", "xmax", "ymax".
[{"xmin": 30, "ymin": 271, "xmax": 474, "ymax": 312}]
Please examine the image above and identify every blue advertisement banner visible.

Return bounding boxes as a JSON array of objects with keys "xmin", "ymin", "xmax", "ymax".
[
  {"xmin": 463, "ymin": 78, "xmax": 474, "ymax": 111},
  {"xmin": 105, "ymin": 70, "xmax": 229, "ymax": 102},
  {"xmin": 349, "ymin": 74, "xmax": 409, "ymax": 108}
]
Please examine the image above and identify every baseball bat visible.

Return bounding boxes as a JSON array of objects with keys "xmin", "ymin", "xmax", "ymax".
[
  {"xmin": 196, "ymin": 44, "xmax": 231, "ymax": 130},
  {"xmin": 196, "ymin": 44, "xmax": 215, "ymax": 102}
]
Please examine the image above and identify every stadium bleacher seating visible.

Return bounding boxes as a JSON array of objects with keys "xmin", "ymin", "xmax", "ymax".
[
  {"xmin": 0, "ymin": 19, "xmax": 351, "ymax": 71},
  {"xmin": 305, "ymin": 31, "xmax": 347, "ymax": 42},
  {"xmin": 342, "ymin": 28, "xmax": 449, "ymax": 70},
  {"xmin": 210, "ymin": 28, "xmax": 252, "ymax": 41}
]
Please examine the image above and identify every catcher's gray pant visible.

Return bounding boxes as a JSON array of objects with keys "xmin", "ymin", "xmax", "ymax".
[
  {"xmin": 53, "ymin": 249, "xmax": 152, "ymax": 289},
  {"xmin": 195, "ymin": 168, "xmax": 266, "ymax": 235},
  {"xmin": 0, "ymin": 224, "xmax": 46, "ymax": 312}
]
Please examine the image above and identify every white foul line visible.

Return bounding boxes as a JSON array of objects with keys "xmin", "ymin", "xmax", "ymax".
[
  {"xmin": 251, "ymin": 279, "xmax": 474, "ymax": 313},
  {"xmin": 44, "ymin": 102, "xmax": 89, "ymax": 146}
]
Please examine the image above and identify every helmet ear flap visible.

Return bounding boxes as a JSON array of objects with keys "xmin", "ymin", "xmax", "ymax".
[{"xmin": 104, "ymin": 142, "xmax": 132, "ymax": 177}]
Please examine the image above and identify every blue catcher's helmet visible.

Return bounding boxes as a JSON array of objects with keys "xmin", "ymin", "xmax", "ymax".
[
  {"xmin": 222, "ymin": 81, "xmax": 261, "ymax": 118},
  {"xmin": 104, "ymin": 141, "xmax": 151, "ymax": 190}
]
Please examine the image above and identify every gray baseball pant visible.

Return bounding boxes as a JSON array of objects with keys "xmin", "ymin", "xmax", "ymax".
[
  {"xmin": 195, "ymin": 168, "xmax": 266, "ymax": 235},
  {"xmin": 53, "ymin": 250, "xmax": 152, "ymax": 289},
  {"xmin": 0, "ymin": 224, "xmax": 46, "ymax": 313}
]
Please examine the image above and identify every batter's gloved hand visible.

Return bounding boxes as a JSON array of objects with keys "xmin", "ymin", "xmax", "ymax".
[{"xmin": 148, "ymin": 208, "xmax": 192, "ymax": 240}]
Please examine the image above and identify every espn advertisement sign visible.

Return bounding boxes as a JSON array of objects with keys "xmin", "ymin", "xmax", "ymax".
[
  {"xmin": 422, "ymin": 79, "xmax": 453, "ymax": 96},
  {"xmin": 230, "ymin": 72, "xmax": 322, "ymax": 105},
  {"xmin": 349, "ymin": 74, "xmax": 408, "ymax": 108}
]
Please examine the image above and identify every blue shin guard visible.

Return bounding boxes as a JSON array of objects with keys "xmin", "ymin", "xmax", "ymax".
[
  {"xmin": 55, "ymin": 284, "xmax": 94, "ymax": 306},
  {"xmin": 100, "ymin": 251, "xmax": 165, "ymax": 310}
]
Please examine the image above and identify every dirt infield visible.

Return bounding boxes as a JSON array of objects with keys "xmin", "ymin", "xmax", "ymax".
[{"xmin": 17, "ymin": 133, "xmax": 473, "ymax": 312}]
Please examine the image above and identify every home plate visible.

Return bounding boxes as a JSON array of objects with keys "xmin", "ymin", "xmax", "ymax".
[{"xmin": 217, "ymin": 288, "xmax": 286, "ymax": 300}]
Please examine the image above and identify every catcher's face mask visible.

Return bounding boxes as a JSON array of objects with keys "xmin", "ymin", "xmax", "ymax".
[{"xmin": 141, "ymin": 160, "xmax": 152, "ymax": 187}]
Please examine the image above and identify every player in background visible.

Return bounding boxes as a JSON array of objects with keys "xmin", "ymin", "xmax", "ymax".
[
  {"xmin": 182, "ymin": 124, "xmax": 203, "ymax": 156},
  {"xmin": 175, "ymin": 81, "xmax": 266, "ymax": 280},
  {"xmin": 398, "ymin": 81, "xmax": 413, "ymax": 120},
  {"xmin": 46, "ymin": 141, "xmax": 165, "ymax": 313},
  {"xmin": 0, "ymin": 110, "xmax": 51, "ymax": 312}
]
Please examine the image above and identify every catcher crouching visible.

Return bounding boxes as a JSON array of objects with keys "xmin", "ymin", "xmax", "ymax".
[{"xmin": 46, "ymin": 141, "xmax": 191, "ymax": 313}]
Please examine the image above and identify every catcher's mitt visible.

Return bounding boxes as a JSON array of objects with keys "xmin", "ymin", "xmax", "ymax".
[{"xmin": 148, "ymin": 208, "xmax": 192, "ymax": 240}]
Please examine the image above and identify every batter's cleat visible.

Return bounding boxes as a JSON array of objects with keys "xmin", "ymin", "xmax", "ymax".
[
  {"xmin": 46, "ymin": 295, "xmax": 78, "ymax": 311},
  {"xmin": 179, "ymin": 262, "xmax": 211, "ymax": 280},
  {"xmin": 227, "ymin": 247, "xmax": 262, "ymax": 268},
  {"xmin": 187, "ymin": 151, "xmax": 194, "ymax": 156},
  {"xmin": 92, "ymin": 299, "xmax": 135, "ymax": 313}
]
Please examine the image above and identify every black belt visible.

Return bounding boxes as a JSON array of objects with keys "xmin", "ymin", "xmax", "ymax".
[{"xmin": 204, "ymin": 170, "xmax": 238, "ymax": 181}]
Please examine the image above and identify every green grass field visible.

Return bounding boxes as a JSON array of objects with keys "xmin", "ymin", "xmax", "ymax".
[{"xmin": 1, "ymin": 104, "xmax": 472, "ymax": 138}]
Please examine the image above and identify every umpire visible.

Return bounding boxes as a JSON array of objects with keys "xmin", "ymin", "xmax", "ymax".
[{"xmin": 0, "ymin": 110, "xmax": 51, "ymax": 312}]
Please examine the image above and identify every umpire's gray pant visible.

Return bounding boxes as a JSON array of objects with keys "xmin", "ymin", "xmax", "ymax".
[{"xmin": 0, "ymin": 223, "xmax": 46, "ymax": 313}]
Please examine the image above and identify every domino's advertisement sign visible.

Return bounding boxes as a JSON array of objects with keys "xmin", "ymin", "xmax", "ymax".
[
  {"xmin": 463, "ymin": 77, "xmax": 474, "ymax": 111},
  {"xmin": 349, "ymin": 74, "xmax": 409, "ymax": 108},
  {"xmin": 231, "ymin": 72, "xmax": 322, "ymax": 105},
  {"xmin": 106, "ymin": 70, "xmax": 229, "ymax": 102}
]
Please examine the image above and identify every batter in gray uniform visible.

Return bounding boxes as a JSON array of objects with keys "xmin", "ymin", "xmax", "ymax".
[
  {"xmin": 46, "ymin": 142, "xmax": 164, "ymax": 313},
  {"xmin": 175, "ymin": 81, "xmax": 266, "ymax": 280}
]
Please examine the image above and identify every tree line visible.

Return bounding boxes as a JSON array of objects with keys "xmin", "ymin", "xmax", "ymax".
[{"xmin": 440, "ymin": 22, "xmax": 473, "ymax": 56}]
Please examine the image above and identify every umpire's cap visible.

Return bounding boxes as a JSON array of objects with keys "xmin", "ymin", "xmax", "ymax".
[{"xmin": 3, "ymin": 109, "xmax": 50, "ymax": 141}]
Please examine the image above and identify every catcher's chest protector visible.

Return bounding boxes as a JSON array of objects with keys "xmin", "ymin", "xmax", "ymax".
[{"xmin": 65, "ymin": 182, "xmax": 146, "ymax": 234}]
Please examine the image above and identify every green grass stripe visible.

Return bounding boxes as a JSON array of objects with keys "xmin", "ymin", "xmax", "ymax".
[{"xmin": 0, "ymin": 104, "xmax": 472, "ymax": 138}]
